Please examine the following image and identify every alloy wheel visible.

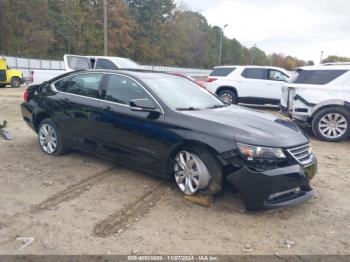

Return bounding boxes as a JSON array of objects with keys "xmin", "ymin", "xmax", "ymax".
[
  {"xmin": 174, "ymin": 151, "xmax": 210, "ymax": 195},
  {"xmin": 318, "ymin": 113, "xmax": 348, "ymax": 139},
  {"xmin": 220, "ymin": 93, "xmax": 233, "ymax": 104},
  {"xmin": 39, "ymin": 124, "xmax": 58, "ymax": 154}
]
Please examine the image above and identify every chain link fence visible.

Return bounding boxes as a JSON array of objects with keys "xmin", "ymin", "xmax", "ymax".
[{"xmin": 2, "ymin": 55, "xmax": 212, "ymax": 79}]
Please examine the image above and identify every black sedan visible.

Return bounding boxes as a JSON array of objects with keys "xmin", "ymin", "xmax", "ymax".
[{"xmin": 21, "ymin": 69, "xmax": 317, "ymax": 211}]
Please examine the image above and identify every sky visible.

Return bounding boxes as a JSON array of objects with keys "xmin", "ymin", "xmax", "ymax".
[{"xmin": 178, "ymin": 0, "xmax": 350, "ymax": 63}]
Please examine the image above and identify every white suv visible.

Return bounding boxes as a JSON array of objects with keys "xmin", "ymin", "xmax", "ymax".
[
  {"xmin": 280, "ymin": 64, "xmax": 350, "ymax": 142},
  {"xmin": 206, "ymin": 65, "xmax": 291, "ymax": 105}
]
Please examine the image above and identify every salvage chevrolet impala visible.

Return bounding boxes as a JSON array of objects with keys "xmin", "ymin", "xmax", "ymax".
[{"xmin": 21, "ymin": 70, "xmax": 317, "ymax": 211}]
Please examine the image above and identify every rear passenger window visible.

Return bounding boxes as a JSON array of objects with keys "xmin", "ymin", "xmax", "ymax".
[
  {"xmin": 209, "ymin": 67, "xmax": 235, "ymax": 76},
  {"xmin": 241, "ymin": 68, "xmax": 268, "ymax": 80},
  {"xmin": 54, "ymin": 77, "xmax": 71, "ymax": 92},
  {"xmin": 65, "ymin": 74, "xmax": 103, "ymax": 98},
  {"xmin": 95, "ymin": 59, "xmax": 118, "ymax": 70},
  {"xmin": 105, "ymin": 75, "xmax": 151, "ymax": 105},
  {"xmin": 292, "ymin": 70, "xmax": 348, "ymax": 85}
]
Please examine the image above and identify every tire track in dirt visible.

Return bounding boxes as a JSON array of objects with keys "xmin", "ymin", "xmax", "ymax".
[
  {"xmin": 93, "ymin": 181, "xmax": 170, "ymax": 237},
  {"xmin": 0, "ymin": 166, "xmax": 117, "ymax": 247},
  {"xmin": 31, "ymin": 166, "xmax": 117, "ymax": 212}
]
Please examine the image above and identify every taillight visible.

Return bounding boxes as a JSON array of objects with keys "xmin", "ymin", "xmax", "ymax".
[
  {"xmin": 24, "ymin": 90, "xmax": 30, "ymax": 102},
  {"xmin": 196, "ymin": 80, "xmax": 207, "ymax": 89},
  {"xmin": 207, "ymin": 77, "xmax": 217, "ymax": 82}
]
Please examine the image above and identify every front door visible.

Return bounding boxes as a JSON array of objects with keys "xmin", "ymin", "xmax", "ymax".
[
  {"xmin": 239, "ymin": 67, "xmax": 285, "ymax": 104},
  {"xmin": 266, "ymin": 69, "xmax": 289, "ymax": 100},
  {"xmin": 95, "ymin": 74, "xmax": 167, "ymax": 172},
  {"xmin": 0, "ymin": 60, "xmax": 7, "ymax": 82}
]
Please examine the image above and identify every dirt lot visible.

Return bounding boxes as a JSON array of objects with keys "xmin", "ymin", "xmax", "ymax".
[{"xmin": 0, "ymin": 86, "xmax": 349, "ymax": 255}]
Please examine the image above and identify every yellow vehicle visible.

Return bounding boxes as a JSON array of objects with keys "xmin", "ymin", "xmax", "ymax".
[{"xmin": 0, "ymin": 58, "xmax": 23, "ymax": 88}]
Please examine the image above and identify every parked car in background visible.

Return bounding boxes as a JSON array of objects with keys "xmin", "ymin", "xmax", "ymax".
[
  {"xmin": 21, "ymin": 69, "xmax": 316, "ymax": 211},
  {"xmin": 206, "ymin": 65, "xmax": 291, "ymax": 105},
  {"xmin": 0, "ymin": 58, "xmax": 24, "ymax": 87},
  {"xmin": 172, "ymin": 73, "xmax": 208, "ymax": 88},
  {"xmin": 31, "ymin": 54, "xmax": 141, "ymax": 85},
  {"xmin": 281, "ymin": 65, "xmax": 350, "ymax": 142}
]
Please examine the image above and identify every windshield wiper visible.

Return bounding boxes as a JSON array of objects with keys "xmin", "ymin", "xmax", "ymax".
[
  {"xmin": 206, "ymin": 104, "xmax": 229, "ymax": 109},
  {"xmin": 175, "ymin": 107, "xmax": 201, "ymax": 111}
]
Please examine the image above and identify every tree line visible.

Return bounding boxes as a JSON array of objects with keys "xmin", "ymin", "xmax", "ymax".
[{"xmin": 0, "ymin": 0, "xmax": 346, "ymax": 70}]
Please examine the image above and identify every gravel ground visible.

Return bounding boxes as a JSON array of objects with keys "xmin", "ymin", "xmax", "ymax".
[{"xmin": 0, "ymin": 86, "xmax": 349, "ymax": 255}]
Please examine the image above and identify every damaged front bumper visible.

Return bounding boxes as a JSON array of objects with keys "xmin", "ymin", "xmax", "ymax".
[{"xmin": 226, "ymin": 161, "xmax": 317, "ymax": 211}]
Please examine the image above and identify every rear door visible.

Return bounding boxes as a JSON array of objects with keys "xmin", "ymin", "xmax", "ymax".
[
  {"xmin": 52, "ymin": 73, "xmax": 105, "ymax": 151},
  {"xmin": 64, "ymin": 55, "xmax": 92, "ymax": 71}
]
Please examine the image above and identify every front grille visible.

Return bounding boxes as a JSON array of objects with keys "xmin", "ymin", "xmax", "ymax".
[{"xmin": 287, "ymin": 143, "xmax": 314, "ymax": 166}]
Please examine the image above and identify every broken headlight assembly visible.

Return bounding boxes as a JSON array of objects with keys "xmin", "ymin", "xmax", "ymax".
[{"xmin": 237, "ymin": 143, "xmax": 286, "ymax": 161}]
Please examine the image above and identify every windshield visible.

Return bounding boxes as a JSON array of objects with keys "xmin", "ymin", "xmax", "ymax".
[{"xmin": 143, "ymin": 75, "xmax": 226, "ymax": 110}]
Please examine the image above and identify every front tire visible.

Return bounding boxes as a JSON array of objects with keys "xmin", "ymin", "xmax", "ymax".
[
  {"xmin": 173, "ymin": 147, "xmax": 223, "ymax": 196},
  {"xmin": 218, "ymin": 89, "xmax": 237, "ymax": 104},
  {"xmin": 312, "ymin": 107, "xmax": 350, "ymax": 142},
  {"xmin": 10, "ymin": 77, "xmax": 21, "ymax": 88},
  {"xmin": 38, "ymin": 119, "xmax": 66, "ymax": 155}
]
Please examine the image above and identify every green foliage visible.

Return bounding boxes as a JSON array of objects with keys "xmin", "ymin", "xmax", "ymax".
[
  {"xmin": 0, "ymin": 0, "xmax": 316, "ymax": 69},
  {"xmin": 322, "ymin": 55, "xmax": 350, "ymax": 63}
]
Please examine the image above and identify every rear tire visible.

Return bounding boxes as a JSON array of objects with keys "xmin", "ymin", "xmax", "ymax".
[
  {"xmin": 311, "ymin": 107, "xmax": 350, "ymax": 142},
  {"xmin": 218, "ymin": 89, "xmax": 237, "ymax": 104},
  {"xmin": 10, "ymin": 77, "xmax": 21, "ymax": 88},
  {"xmin": 173, "ymin": 146, "xmax": 223, "ymax": 196},
  {"xmin": 38, "ymin": 119, "xmax": 66, "ymax": 156}
]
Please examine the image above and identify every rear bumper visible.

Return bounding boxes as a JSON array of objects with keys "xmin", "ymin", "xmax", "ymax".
[
  {"xmin": 21, "ymin": 103, "xmax": 35, "ymax": 131},
  {"xmin": 226, "ymin": 161, "xmax": 317, "ymax": 211}
]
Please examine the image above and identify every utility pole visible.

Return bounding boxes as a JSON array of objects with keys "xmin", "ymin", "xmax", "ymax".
[
  {"xmin": 103, "ymin": 0, "xmax": 108, "ymax": 56},
  {"xmin": 250, "ymin": 43, "xmax": 256, "ymax": 64},
  {"xmin": 320, "ymin": 51, "xmax": 324, "ymax": 64},
  {"xmin": 218, "ymin": 24, "xmax": 228, "ymax": 66}
]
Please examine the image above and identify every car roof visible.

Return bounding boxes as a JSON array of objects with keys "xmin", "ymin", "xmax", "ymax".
[
  {"xmin": 213, "ymin": 65, "xmax": 283, "ymax": 69},
  {"xmin": 322, "ymin": 62, "xmax": 350, "ymax": 66},
  {"xmin": 212, "ymin": 65, "xmax": 290, "ymax": 75},
  {"xmin": 60, "ymin": 69, "xmax": 177, "ymax": 79},
  {"xmin": 299, "ymin": 65, "xmax": 350, "ymax": 70},
  {"xmin": 213, "ymin": 65, "xmax": 289, "ymax": 71}
]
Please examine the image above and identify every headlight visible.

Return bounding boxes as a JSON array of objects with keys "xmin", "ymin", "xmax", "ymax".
[{"xmin": 237, "ymin": 143, "xmax": 286, "ymax": 160}]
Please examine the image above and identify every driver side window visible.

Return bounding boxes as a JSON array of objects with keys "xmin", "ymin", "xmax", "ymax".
[
  {"xmin": 269, "ymin": 70, "xmax": 288, "ymax": 81},
  {"xmin": 105, "ymin": 75, "xmax": 151, "ymax": 105}
]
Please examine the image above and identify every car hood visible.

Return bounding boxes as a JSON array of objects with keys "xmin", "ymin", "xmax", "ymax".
[{"xmin": 180, "ymin": 105, "xmax": 308, "ymax": 148}]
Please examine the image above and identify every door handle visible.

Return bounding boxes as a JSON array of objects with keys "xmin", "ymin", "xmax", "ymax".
[{"xmin": 104, "ymin": 106, "xmax": 112, "ymax": 111}]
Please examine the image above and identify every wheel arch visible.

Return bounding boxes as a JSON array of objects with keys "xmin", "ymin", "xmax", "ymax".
[
  {"xmin": 310, "ymin": 100, "xmax": 349, "ymax": 120},
  {"xmin": 215, "ymin": 86, "xmax": 238, "ymax": 97},
  {"xmin": 165, "ymin": 140, "xmax": 221, "ymax": 177},
  {"xmin": 168, "ymin": 140, "xmax": 220, "ymax": 161},
  {"xmin": 33, "ymin": 112, "xmax": 51, "ymax": 132}
]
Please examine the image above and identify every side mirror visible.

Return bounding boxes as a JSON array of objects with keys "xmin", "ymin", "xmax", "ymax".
[{"xmin": 130, "ymin": 99, "xmax": 158, "ymax": 112}]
